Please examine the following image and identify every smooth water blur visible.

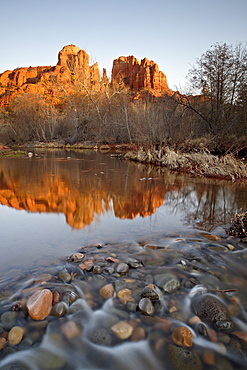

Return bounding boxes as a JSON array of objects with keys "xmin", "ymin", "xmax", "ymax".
[{"xmin": 0, "ymin": 150, "xmax": 247, "ymax": 280}]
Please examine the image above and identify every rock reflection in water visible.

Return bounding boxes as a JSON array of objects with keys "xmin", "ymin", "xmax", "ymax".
[{"xmin": 1, "ymin": 151, "xmax": 247, "ymax": 231}]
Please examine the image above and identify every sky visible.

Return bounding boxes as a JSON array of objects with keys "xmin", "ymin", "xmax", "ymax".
[{"xmin": 0, "ymin": 0, "xmax": 246, "ymax": 90}]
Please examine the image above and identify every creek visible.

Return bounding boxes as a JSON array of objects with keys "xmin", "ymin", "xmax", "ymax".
[{"xmin": 0, "ymin": 150, "xmax": 247, "ymax": 369}]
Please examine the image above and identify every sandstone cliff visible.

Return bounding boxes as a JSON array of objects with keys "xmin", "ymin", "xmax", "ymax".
[
  {"xmin": 0, "ymin": 45, "xmax": 100, "ymax": 106},
  {"xmin": 0, "ymin": 45, "xmax": 171, "ymax": 107},
  {"xmin": 111, "ymin": 56, "xmax": 170, "ymax": 93}
]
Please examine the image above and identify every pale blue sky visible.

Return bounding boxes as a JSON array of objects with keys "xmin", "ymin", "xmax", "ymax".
[{"xmin": 0, "ymin": 0, "xmax": 246, "ymax": 89}]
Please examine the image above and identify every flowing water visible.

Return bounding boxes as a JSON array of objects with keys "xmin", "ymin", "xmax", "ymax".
[{"xmin": 0, "ymin": 150, "xmax": 247, "ymax": 369}]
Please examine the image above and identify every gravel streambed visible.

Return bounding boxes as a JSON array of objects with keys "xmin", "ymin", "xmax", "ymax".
[{"xmin": 0, "ymin": 228, "xmax": 247, "ymax": 369}]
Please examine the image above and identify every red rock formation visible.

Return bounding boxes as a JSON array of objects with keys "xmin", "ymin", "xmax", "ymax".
[
  {"xmin": 0, "ymin": 45, "xmax": 100, "ymax": 106},
  {"xmin": 112, "ymin": 56, "xmax": 170, "ymax": 93}
]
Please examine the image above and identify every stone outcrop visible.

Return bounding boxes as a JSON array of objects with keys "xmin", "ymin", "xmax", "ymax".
[
  {"xmin": 0, "ymin": 45, "xmax": 100, "ymax": 106},
  {"xmin": 112, "ymin": 56, "xmax": 170, "ymax": 93},
  {"xmin": 0, "ymin": 45, "xmax": 172, "ymax": 106}
]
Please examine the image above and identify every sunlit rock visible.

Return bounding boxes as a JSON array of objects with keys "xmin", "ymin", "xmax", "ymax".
[{"xmin": 26, "ymin": 289, "xmax": 53, "ymax": 320}]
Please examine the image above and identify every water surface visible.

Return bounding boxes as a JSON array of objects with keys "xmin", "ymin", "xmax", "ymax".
[{"xmin": 0, "ymin": 150, "xmax": 247, "ymax": 369}]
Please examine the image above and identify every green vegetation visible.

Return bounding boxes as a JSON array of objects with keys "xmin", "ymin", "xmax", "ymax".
[{"xmin": 0, "ymin": 150, "xmax": 27, "ymax": 158}]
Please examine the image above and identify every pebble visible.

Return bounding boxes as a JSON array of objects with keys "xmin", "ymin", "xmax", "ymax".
[
  {"xmin": 117, "ymin": 289, "xmax": 134, "ymax": 304},
  {"xmin": 35, "ymin": 273, "xmax": 52, "ymax": 283},
  {"xmin": 67, "ymin": 252, "xmax": 85, "ymax": 263},
  {"xmin": 111, "ymin": 321, "xmax": 133, "ymax": 340},
  {"xmin": 140, "ymin": 286, "xmax": 159, "ymax": 301},
  {"xmin": 192, "ymin": 294, "xmax": 232, "ymax": 328},
  {"xmin": 0, "ymin": 337, "xmax": 6, "ymax": 350},
  {"xmin": 154, "ymin": 273, "xmax": 180, "ymax": 293},
  {"xmin": 131, "ymin": 326, "xmax": 146, "ymax": 341},
  {"xmin": 167, "ymin": 344, "xmax": 202, "ymax": 370},
  {"xmin": 26, "ymin": 289, "xmax": 53, "ymax": 320},
  {"xmin": 93, "ymin": 265, "xmax": 102, "ymax": 274},
  {"xmin": 90, "ymin": 328, "xmax": 112, "ymax": 346},
  {"xmin": 58, "ymin": 269, "xmax": 71, "ymax": 283},
  {"xmin": 79, "ymin": 259, "xmax": 94, "ymax": 270},
  {"xmin": 36, "ymin": 350, "xmax": 67, "ymax": 370},
  {"xmin": 51, "ymin": 302, "xmax": 66, "ymax": 317},
  {"xmin": 138, "ymin": 298, "xmax": 155, "ymax": 315},
  {"xmin": 232, "ymin": 331, "xmax": 247, "ymax": 342},
  {"xmin": 116, "ymin": 263, "xmax": 129, "ymax": 275},
  {"xmin": 0, "ymin": 311, "xmax": 17, "ymax": 328},
  {"xmin": 99, "ymin": 283, "xmax": 115, "ymax": 300},
  {"xmin": 127, "ymin": 258, "xmax": 143, "ymax": 268},
  {"xmin": 8, "ymin": 325, "xmax": 25, "ymax": 345},
  {"xmin": 171, "ymin": 326, "xmax": 194, "ymax": 347},
  {"xmin": 61, "ymin": 321, "xmax": 80, "ymax": 340}
]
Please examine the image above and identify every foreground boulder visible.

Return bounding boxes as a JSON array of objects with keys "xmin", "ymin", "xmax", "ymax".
[
  {"xmin": 192, "ymin": 293, "xmax": 233, "ymax": 330},
  {"xmin": 26, "ymin": 289, "xmax": 53, "ymax": 320}
]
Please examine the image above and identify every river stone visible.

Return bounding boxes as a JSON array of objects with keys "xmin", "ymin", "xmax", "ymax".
[
  {"xmin": 79, "ymin": 259, "xmax": 94, "ymax": 270},
  {"xmin": 35, "ymin": 273, "xmax": 52, "ymax": 283},
  {"xmin": 1, "ymin": 311, "xmax": 17, "ymax": 328},
  {"xmin": 117, "ymin": 289, "xmax": 134, "ymax": 304},
  {"xmin": 167, "ymin": 344, "xmax": 202, "ymax": 370},
  {"xmin": 131, "ymin": 326, "xmax": 146, "ymax": 341},
  {"xmin": 36, "ymin": 349, "xmax": 67, "ymax": 369},
  {"xmin": 8, "ymin": 326, "xmax": 25, "ymax": 345},
  {"xmin": 192, "ymin": 294, "xmax": 232, "ymax": 328},
  {"xmin": 154, "ymin": 273, "xmax": 180, "ymax": 293},
  {"xmin": 0, "ymin": 337, "xmax": 6, "ymax": 350},
  {"xmin": 111, "ymin": 321, "xmax": 133, "ymax": 340},
  {"xmin": 67, "ymin": 252, "xmax": 84, "ymax": 263},
  {"xmin": 58, "ymin": 269, "xmax": 71, "ymax": 283},
  {"xmin": 90, "ymin": 328, "xmax": 112, "ymax": 346},
  {"xmin": 141, "ymin": 286, "xmax": 159, "ymax": 301},
  {"xmin": 26, "ymin": 289, "xmax": 53, "ymax": 320},
  {"xmin": 214, "ymin": 320, "xmax": 234, "ymax": 331},
  {"xmin": 171, "ymin": 326, "xmax": 194, "ymax": 348},
  {"xmin": 138, "ymin": 298, "xmax": 155, "ymax": 315},
  {"xmin": 116, "ymin": 263, "xmax": 129, "ymax": 275},
  {"xmin": 61, "ymin": 320, "xmax": 80, "ymax": 340},
  {"xmin": 50, "ymin": 302, "xmax": 66, "ymax": 317},
  {"xmin": 127, "ymin": 258, "xmax": 143, "ymax": 268},
  {"xmin": 100, "ymin": 283, "xmax": 115, "ymax": 300},
  {"xmin": 93, "ymin": 265, "xmax": 102, "ymax": 274}
]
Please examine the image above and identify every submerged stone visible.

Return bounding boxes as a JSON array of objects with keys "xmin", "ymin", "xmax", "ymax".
[
  {"xmin": 138, "ymin": 297, "xmax": 155, "ymax": 315},
  {"xmin": 111, "ymin": 321, "xmax": 133, "ymax": 340},
  {"xmin": 90, "ymin": 328, "xmax": 112, "ymax": 346},
  {"xmin": 171, "ymin": 326, "xmax": 194, "ymax": 348},
  {"xmin": 26, "ymin": 289, "xmax": 53, "ymax": 320},
  {"xmin": 167, "ymin": 344, "xmax": 202, "ymax": 370},
  {"xmin": 154, "ymin": 273, "xmax": 180, "ymax": 293},
  {"xmin": 192, "ymin": 294, "xmax": 233, "ymax": 330}
]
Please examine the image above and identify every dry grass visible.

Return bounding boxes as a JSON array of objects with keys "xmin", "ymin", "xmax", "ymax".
[{"xmin": 124, "ymin": 147, "xmax": 247, "ymax": 180}]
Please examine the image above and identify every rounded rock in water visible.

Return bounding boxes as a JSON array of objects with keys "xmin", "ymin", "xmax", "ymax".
[
  {"xmin": 90, "ymin": 327, "xmax": 112, "ymax": 346},
  {"xmin": 192, "ymin": 293, "xmax": 233, "ymax": 330},
  {"xmin": 154, "ymin": 273, "xmax": 180, "ymax": 293},
  {"xmin": 138, "ymin": 297, "xmax": 155, "ymax": 315},
  {"xmin": 167, "ymin": 344, "xmax": 202, "ymax": 370}
]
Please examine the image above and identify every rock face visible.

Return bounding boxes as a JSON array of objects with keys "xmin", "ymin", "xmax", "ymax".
[
  {"xmin": 0, "ymin": 45, "xmax": 172, "ymax": 106},
  {"xmin": 0, "ymin": 44, "xmax": 100, "ymax": 106},
  {"xmin": 112, "ymin": 55, "xmax": 169, "ymax": 92}
]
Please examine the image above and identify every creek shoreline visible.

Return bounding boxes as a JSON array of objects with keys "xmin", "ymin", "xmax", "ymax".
[{"xmin": 1, "ymin": 141, "xmax": 247, "ymax": 181}]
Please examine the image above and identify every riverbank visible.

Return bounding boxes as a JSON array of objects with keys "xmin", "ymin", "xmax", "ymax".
[
  {"xmin": 2, "ymin": 141, "xmax": 247, "ymax": 180},
  {"xmin": 124, "ymin": 147, "xmax": 247, "ymax": 181}
]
